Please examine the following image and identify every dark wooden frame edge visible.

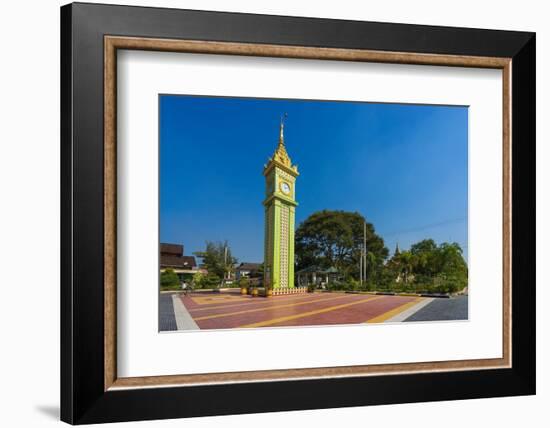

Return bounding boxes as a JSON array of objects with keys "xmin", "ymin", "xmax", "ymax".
[{"xmin": 61, "ymin": 2, "xmax": 535, "ymax": 424}]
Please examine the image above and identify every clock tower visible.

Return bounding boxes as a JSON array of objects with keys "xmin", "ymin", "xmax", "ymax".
[{"xmin": 263, "ymin": 116, "xmax": 299, "ymax": 289}]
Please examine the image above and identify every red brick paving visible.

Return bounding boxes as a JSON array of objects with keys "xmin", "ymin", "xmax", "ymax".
[
  {"xmin": 185, "ymin": 293, "xmax": 322, "ymax": 314},
  {"xmin": 191, "ymin": 294, "xmax": 362, "ymax": 329},
  {"xmin": 179, "ymin": 292, "xmax": 419, "ymax": 330},
  {"xmin": 267, "ymin": 295, "xmax": 416, "ymax": 327}
]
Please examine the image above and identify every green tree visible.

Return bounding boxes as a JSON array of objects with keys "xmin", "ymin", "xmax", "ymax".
[
  {"xmin": 160, "ymin": 268, "xmax": 180, "ymax": 289},
  {"xmin": 435, "ymin": 242, "xmax": 468, "ymax": 293},
  {"xmin": 193, "ymin": 240, "xmax": 238, "ymax": 280},
  {"xmin": 193, "ymin": 272, "xmax": 222, "ymax": 289},
  {"xmin": 383, "ymin": 239, "xmax": 468, "ymax": 293},
  {"xmin": 410, "ymin": 239, "xmax": 438, "ymax": 255},
  {"xmin": 377, "ymin": 265, "xmax": 399, "ymax": 290},
  {"xmin": 295, "ymin": 210, "xmax": 388, "ymax": 280},
  {"xmin": 410, "ymin": 239, "xmax": 439, "ymax": 277},
  {"xmin": 395, "ymin": 250, "xmax": 414, "ymax": 284}
]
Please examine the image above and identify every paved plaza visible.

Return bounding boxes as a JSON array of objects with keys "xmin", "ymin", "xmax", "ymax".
[{"xmin": 160, "ymin": 290, "xmax": 467, "ymax": 331}]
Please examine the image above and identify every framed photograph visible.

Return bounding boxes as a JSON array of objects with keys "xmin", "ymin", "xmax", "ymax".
[{"xmin": 61, "ymin": 2, "xmax": 535, "ymax": 424}]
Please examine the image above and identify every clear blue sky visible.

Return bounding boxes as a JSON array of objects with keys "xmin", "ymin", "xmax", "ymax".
[{"xmin": 160, "ymin": 95, "xmax": 468, "ymax": 263}]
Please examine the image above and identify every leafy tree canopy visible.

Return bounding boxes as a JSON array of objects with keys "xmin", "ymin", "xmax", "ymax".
[
  {"xmin": 295, "ymin": 210, "xmax": 388, "ymax": 279},
  {"xmin": 387, "ymin": 239, "xmax": 468, "ymax": 292},
  {"xmin": 410, "ymin": 239, "xmax": 438, "ymax": 255},
  {"xmin": 409, "ymin": 239, "xmax": 439, "ymax": 276},
  {"xmin": 193, "ymin": 240, "xmax": 238, "ymax": 279}
]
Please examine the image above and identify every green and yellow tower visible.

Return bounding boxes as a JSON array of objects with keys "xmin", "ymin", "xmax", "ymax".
[{"xmin": 263, "ymin": 116, "xmax": 299, "ymax": 289}]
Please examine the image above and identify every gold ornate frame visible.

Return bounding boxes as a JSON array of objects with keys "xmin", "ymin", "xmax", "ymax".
[{"xmin": 103, "ymin": 36, "xmax": 512, "ymax": 391}]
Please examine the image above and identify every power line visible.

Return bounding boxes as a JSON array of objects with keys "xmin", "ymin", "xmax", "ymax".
[{"xmin": 383, "ymin": 217, "xmax": 467, "ymax": 238}]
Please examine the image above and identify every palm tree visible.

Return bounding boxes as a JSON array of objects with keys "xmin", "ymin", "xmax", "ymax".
[{"xmin": 396, "ymin": 251, "xmax": 414, "ymax": 287}]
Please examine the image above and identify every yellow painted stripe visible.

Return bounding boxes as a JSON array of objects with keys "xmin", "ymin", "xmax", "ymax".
[
  {"xmin": 365, "ymin": 298, "xmax": 424, "ymax": 323},
  {"xmin": 194, "ymin": 294, "xmax": 356, "ymax": 321},
  {"xmin": 189, "ymin": 293, "xmax": 322, "ymax": 312},
  {"xmin": 191, "ymin": 296, "xmax": 243, "ymax": 305},
  {"xmin": 238, "ymin": 296, "xmax": 385, "ymax": 328}
]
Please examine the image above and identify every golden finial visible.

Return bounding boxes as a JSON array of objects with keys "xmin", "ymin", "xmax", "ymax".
[
  {"xmin": 264, "ymin": 113, "xmax": 298, "ymax": 175},
  {"xmin": 279, "ymin": 113, "xmax": 287, "ymax": 145},
  {"xmin": 273, "ymin": 113, "xmax": 292, "ymax": 167}
]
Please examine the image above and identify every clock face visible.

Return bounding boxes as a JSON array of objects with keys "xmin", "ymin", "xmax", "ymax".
[{"xmin": 280, "ymin": 181, "xmax": 291, "ymax": 195}]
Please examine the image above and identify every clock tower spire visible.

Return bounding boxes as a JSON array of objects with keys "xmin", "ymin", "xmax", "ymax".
[
  {"xmin": 263, "ymin": 114, "xmax": 298, "ymax": 290},
  {"xmin": 279, "ymin": 113, "xmax": 286, "ymax": 144}
]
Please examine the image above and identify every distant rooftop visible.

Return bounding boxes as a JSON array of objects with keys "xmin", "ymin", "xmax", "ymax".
[
  {"xmin": 160, "ymin": 243, "xmax": 183, "ymax": 256},
  {"xmin": 237, "ymin": 262, "xmax": 262, "ymax": 271},
  {"xmin": 160, "ymin": 243, "xmax": 196, "ymax": 269}
]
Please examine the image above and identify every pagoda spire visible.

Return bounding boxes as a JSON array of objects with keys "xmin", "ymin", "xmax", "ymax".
[
  {"xmin": 394, "ymin": 242, "xmax": 401, "ymax": 256},
  {"xmin": 279, "ymin": 113, "xmax": 287, "ymax": 145},
  {"xmin": 264, "ymin": 113, "xmax": 298, "ymax": 173}
]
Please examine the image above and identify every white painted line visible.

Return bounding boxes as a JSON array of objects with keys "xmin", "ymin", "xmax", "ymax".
[
  {"xmin": 384, "ymin": 298, "xmax": 435, "ymax": 323},
  {"xmin": 172, "ymin": 294, "xmax": 199, "ymax": 331}
]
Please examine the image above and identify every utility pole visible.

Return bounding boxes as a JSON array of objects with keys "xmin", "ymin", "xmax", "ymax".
[
  {"xmin": 363, "ymin": 221, "xmax": 367, "ymax": 283},
  {"xmin": 224, "ymin": 245, "xmax": 228, "ymax": 280},
  {"xmin": 359, "ymin": 249, "xmax": 363, "ymax": 286}
]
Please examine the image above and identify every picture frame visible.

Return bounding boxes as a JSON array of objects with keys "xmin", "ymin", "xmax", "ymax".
[{"xmin": 61, "ymin": 2, "xmax": 535, "ymax": 424}]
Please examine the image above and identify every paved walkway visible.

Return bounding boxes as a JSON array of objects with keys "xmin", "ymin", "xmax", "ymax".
[
  {"xmin": 172, "ymin": 294, "xmax": 199, "ymax": 330},
  {"xmin": 404, "ymin": 295, "xmax": 468, "ymax": 322},
  {"xmin": 161, "ymin": 291, "xmax": 433, "ymax": 331},
  {"xmin": 159, "ymin": 292, "xmax": 177, "ymax": 331}
]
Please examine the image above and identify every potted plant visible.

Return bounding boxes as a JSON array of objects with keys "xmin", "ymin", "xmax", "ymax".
[
  {"xmin": 265, "ymin": 286, "xmax": 273, "ymax": 297},
  {"xmin": 239, "ymin": 277, "xmax": 249, "ymax": 295},
  {"xmin": 251, "ymin": 286, "xmax": 259, "ymax": 297}
]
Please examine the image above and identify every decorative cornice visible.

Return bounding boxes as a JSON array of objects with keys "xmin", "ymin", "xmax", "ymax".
[
  {"xmin": 262, "ymin": 193, "xmax": 298, "ymax": 207},
  {"xmin": 263, "ymin": 160, "xmax": 299, "ymax": 177}
]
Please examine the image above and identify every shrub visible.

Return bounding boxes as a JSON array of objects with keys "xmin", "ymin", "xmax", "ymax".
[
  {"xmin": 325, "ymin": 279, "xmax": 362, "ymax": 291},
  {"xmin": 433, "ymin": 273, "xmax": 466, "ymax": 294},
  {"xmin": 160, "ymin": 269, "xmax": 180, "ymax": 290},
  {"xmin": 363, "ymin": 279, "xmax": 376, "ymax": 292},
  {"xmin": 238, "ymin": 277, "xmax": 250, "ymax": 289},
  {"xmin": 192, "ymin": 272, "xmax": 221, "ymax": 289},
  {"xmin": 347, "ymin": 278, "xmax": 360, "ymax": 291},
  {"xmin": 327, "ymin": 280, "xmax": 346, "ymax": 291},
  {"xmin": 191, "ymin": 272, "xmax": 204, "ymax": 289},
  {"xmin": 203, "ymin": 273, "xmax": 222, "ymax": 289}
]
